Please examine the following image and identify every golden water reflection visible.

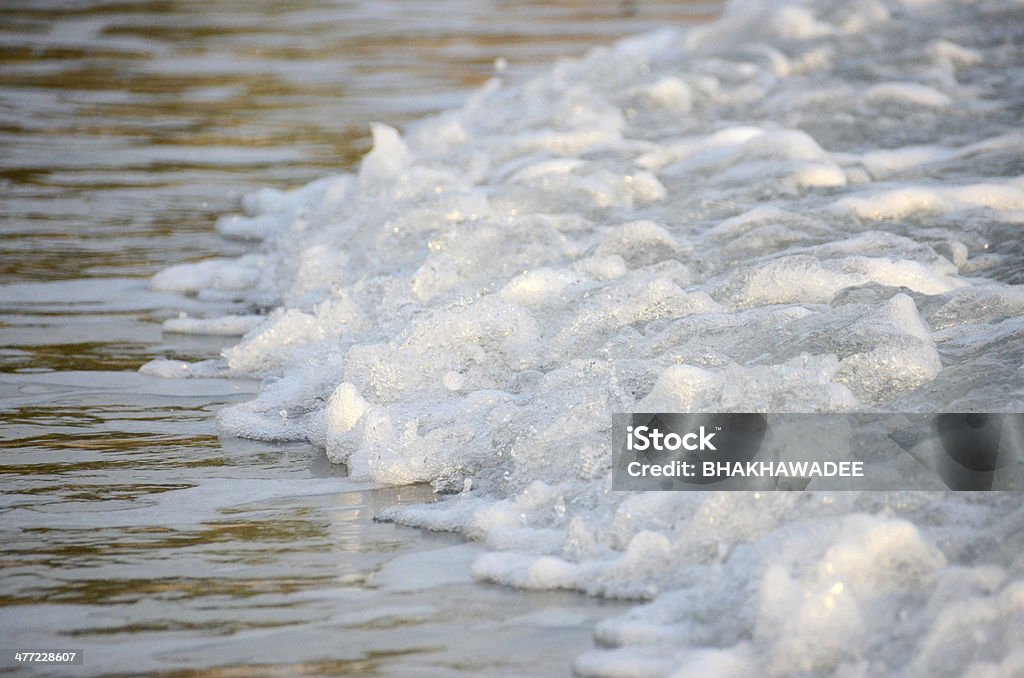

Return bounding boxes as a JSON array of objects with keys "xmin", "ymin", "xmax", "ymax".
[{"xmin": 0, "ymin": 0, "xmax": 715, "ymax": 672}]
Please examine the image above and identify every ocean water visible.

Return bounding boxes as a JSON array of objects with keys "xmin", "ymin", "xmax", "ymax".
[
  {"xmin": 140, "ymin": 0, "xmax": 1024, "ymax": 675},
  {"xmin": 0, "ymin": 1, "xmax": 721, "ymax": 675}
]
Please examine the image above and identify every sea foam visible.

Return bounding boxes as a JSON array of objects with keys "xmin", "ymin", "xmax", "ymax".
[{"xmin": 148, "ymin": 0, "xmax": 1024, "ymax": 674}]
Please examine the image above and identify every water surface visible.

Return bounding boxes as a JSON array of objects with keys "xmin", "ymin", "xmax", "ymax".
[{"xmin": 0, "ymin": 1, "xmax": 716, "ymax": 674}]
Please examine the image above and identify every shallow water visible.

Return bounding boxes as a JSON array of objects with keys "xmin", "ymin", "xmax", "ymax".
[
  {"xmin": 133, "ymin": 0, "xmax": 1024, "ymax": 674},
  {"xmin": 0, "ymin": 1, "xmax": 718, "ymax": 674}
]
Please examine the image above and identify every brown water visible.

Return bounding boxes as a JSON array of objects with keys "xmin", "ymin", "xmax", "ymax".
[{"xmin": 0, "ymin": 1, "xmax": 717, "ymax": 674}]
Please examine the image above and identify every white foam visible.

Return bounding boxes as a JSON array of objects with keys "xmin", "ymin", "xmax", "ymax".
[
  {"xmin": 162, "ymin": 313, "xmax": 264, "ymax": 336},
  {"xmin": 865, "ymin": 82, "xmax": 953, "ymax": 109},
  {"xmin": 138, "ymin": 358, "xmax": 226, "ymax": 379},
  {"xmin": 150, "ymin": 0, "xmax": 1024, "ymax": 673},
  {"xmin": 836, "ymin": 183, "xmax": 1024, "ymax": 221},
  {"xmin": 150, "ymin": 254, "xmax": 266, "ymax": 294}
]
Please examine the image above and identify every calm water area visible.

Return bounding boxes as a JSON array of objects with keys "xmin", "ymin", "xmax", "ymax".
[{"xmin": 0, "ymin": 2, "xmax": 717, "ymax": 674}]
